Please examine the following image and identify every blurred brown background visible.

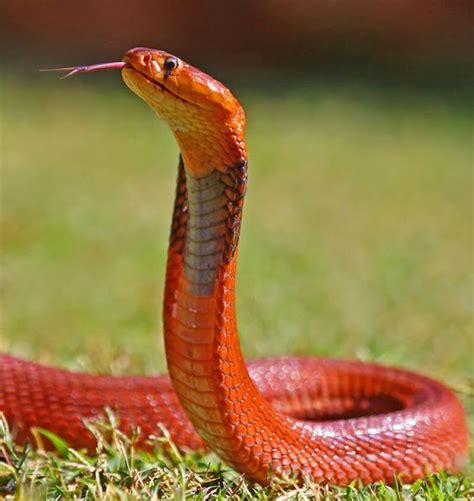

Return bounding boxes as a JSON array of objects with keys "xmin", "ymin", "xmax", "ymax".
[{"xmin": 2, "ymin": 0, "xmax": 472, "ymax": 80}]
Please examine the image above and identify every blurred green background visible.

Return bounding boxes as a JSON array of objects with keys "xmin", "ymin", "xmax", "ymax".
[{"xmin": 1, "ymin": 0, "xmax": 472, "ymax": 476}]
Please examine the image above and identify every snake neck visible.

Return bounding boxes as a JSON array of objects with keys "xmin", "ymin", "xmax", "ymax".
[{"xmin": 163, "ymin": 155, "xmax": 264, "ymax": 462}]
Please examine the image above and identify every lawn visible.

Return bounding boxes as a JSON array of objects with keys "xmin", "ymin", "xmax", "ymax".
[{"xmin": 1, "ymin": 74, "xmax": 472, "ymax": 498}]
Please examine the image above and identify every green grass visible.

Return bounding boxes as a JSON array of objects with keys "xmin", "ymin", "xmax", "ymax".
[
  {"xmin": 1, "ymin": 75, "xmax": 473, "ymax": 498},
  {"xmin": 1, "ymin": 414, "xmax": 472, "ymax": 500}
]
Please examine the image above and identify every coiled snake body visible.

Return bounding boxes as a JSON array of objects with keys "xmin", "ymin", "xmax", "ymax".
[{"xmin": 0, "ymin": 48, "xmax": 468, "ymax": 485}]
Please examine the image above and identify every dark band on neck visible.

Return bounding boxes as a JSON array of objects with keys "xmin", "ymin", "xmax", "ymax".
[{"xmin": 169, "ymin": 157, "xmax": 248, "ymax": 295}]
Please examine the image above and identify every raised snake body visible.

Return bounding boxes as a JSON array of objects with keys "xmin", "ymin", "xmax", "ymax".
[{"xmin": 0, "ymin": 47, "xmax": 468, "ymax": 485}]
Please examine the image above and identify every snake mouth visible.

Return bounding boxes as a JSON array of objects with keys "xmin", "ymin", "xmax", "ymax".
[
  {"xmin": 40, "ymin": 57, "xmax": 195, "ymax": 107},
  {"xmin": 124, "ymin": 66, "xmax": 196, "ymax": 107}
]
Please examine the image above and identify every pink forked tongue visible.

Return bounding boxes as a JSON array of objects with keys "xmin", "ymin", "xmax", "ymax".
[{"xmin": 40, "ymin": 61, "xmax": 128, "ymax": 79}]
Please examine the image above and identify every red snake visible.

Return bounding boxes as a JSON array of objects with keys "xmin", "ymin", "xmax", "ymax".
[{"xmin": 0, "ymin": 47, "xmax": 468, "ymax": 485}]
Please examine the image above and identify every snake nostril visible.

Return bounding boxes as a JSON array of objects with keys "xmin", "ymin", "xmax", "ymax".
[{"xmin": 143, "ymin": 54, "xmax": 152, "ymax": 66}]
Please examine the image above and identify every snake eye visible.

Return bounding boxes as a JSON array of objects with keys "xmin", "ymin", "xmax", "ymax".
[{"xmin": 164, "ymin": 57, "xmax": 179, "ymax": 72}]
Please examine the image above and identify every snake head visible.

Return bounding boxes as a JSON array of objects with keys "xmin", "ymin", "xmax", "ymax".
[
  {"xmin": 122, "ymin": 47, "xmax": 240, "ymax": 115},
  {"xmin": 42, "ymin": 47, "xmax": 247, "ymax": 175},
  {"xmin": 121, "ymin": 47, "xmax": 247, "ymax": 175}
]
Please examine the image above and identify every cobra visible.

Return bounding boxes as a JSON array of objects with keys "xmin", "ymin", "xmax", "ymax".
[{"xmin": 0, "ymin": 47, "xmax": 468, "ymax": 485}]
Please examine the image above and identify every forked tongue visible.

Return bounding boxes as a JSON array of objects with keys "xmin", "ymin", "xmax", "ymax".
[{"xmin": 40, "ymin": 61, "xmax": 128, "ymax": 79}]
